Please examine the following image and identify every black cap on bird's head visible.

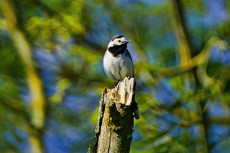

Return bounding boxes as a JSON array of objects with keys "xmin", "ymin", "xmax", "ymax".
[
  {"xmin": 108, "ymin": 35, "xmax": 131, "ymax": 48},
  {"xmin": 111, "ymin": 35, "xmax": 124, "ymax": 41}
]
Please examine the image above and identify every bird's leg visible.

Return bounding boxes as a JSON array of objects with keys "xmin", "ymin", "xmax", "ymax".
[{"xmin": 113, "ymin": 80, "xmax": 120, "ymax": 89}]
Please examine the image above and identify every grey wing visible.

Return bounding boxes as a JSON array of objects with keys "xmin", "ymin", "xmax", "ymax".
[
  {"xmin": 125, "ymin": 49, "xmax": 133, "ymax": 62},
  {"xmin": 125, "ymin": 49, "xmax": 134, "ymax": 77}
]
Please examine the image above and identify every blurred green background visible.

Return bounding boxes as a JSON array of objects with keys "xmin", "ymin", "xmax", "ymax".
[{"xmin": 0, "ymin": 0, "xmax": 230, "ymax": 153}]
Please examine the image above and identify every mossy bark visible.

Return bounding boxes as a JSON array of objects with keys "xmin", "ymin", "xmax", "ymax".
[{"xmin": 88, "ymin": 77, "xmax": 139, "ymax": 153}]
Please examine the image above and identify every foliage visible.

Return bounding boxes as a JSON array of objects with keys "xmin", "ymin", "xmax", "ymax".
[{"xmin": 0, "ymin": 0, "xmax": 230, "ymax": 153}]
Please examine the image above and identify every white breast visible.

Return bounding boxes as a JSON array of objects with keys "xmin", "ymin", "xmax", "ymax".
[{"xmin": 103, "ymin": 50, "xmax": 134, "ymax": 81}]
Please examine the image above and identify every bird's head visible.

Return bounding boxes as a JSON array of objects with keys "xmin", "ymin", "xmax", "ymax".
[{"xmin": 108, "ymin": 35, "xmax": 131, "ymax": 48}]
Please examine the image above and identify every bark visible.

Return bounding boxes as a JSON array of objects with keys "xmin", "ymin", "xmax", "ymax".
[{"xmin": 88, "ymin": 77, "xmax": 139, "ymax": 153}]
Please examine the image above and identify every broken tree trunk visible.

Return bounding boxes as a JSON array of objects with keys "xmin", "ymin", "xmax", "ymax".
[{"xmin": 88, "ymin": 77, "xmax": 139, "ymax": 153}]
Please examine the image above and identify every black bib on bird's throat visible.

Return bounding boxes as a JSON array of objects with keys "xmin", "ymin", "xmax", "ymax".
[{"xmin": 108, "ymin": 44, "xmax": 127, "ymax": 57}]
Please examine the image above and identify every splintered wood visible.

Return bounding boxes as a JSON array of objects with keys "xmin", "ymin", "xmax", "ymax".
[{"xmin": 104, "ymin": 77, "xmax": 135, "ymax": 106}]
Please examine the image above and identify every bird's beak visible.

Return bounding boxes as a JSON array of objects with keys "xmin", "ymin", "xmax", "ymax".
[{"xmin": 123, "ymin": 40, "xmax": 131, "ymax": 44}]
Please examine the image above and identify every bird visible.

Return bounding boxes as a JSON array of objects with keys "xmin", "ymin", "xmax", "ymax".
[
  {"xmin": 103, "ymin": 35, "xmax": 134, "ymax": 82},
  {"xmin": 103, "ymin": 35, "xmax": 140, "ymax": 119}
]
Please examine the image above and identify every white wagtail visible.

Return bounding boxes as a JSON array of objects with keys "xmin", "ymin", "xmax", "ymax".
[
  {"xmin": 103, "ymin": 35, "xmax": 134, "ymax": 82},
  {"xmin": 103, "ymin": 35, "xmax": 140, "ymax": 119}
]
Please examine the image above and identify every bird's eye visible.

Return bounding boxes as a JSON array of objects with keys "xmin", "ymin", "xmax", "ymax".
[{"xmin": 118, "ymin": 40, "xmax": 121, "ymax": 42}]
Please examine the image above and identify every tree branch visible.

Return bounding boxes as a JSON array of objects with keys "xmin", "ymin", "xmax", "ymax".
[
  {"xmin": 0, "ymin": 1, "xmax": 46, "ymax": 153},
  {"xmin": 88, "ymin": 77, "xmax": 139, "ymax": 153}
]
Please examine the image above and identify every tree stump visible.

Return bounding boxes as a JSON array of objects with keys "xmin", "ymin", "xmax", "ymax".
[{"xmin": 88, "ymin": 77, "xmax": 139, "ymax": 153}]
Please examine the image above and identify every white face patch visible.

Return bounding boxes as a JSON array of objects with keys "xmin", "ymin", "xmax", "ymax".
[{"xmin": 108, "ymin": 37, "xmax": 126, "ymax": 48}]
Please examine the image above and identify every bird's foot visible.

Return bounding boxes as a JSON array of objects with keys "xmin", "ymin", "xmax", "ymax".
[
  {"xmin": 128, "ymin": 75, "xmax": 133, "ymax": 79},
  {"xmin": 112, "ymin": 81, "xmax": 120, "ymax": 89}
]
